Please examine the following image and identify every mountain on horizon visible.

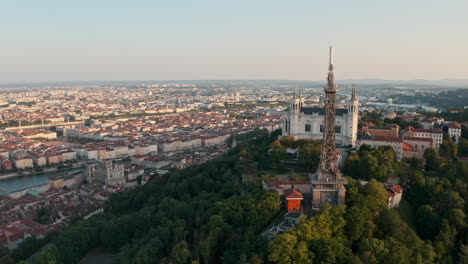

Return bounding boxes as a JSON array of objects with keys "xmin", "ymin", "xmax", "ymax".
[
  {"xmin": 1, "ymin": 78, "xmax": 468, "ymax": 88},
  {"xmin": 336, "ymin": 78, "xmax": 468, "ymax": 87}
]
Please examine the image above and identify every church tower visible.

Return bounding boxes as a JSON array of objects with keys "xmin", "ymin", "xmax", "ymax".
[
  {"xmin": 347, "ymin": 84, "xmax": 359, "ymax": 146},
  {"xmin": 311, "ymin": 47, "xmax": 347, "ymax": 207},
  {"xmin": 285, "ymin": 89, "xmax": 305, "ymax": 135}
]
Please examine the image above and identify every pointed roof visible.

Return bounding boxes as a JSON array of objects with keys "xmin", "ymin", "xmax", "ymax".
[
  {"xmin": 285, "ymin": 188, "xmax": 303, "ymax": 200},
  {"xmin": 390, "ymin": 185, "xmax": 403, "ymax": 194},
  {"xmin": 351, "ymin": 84, "xmax": 357, "ymax": 100}
]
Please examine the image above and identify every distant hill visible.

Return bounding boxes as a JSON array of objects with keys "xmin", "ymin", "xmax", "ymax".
[
  {"xmin": 337, "ymin": 78, "xmax": 468, "ymax": 87},
  {"xmin": 1, "ymin": 79, "xmax": 468, "ymax": 88}
]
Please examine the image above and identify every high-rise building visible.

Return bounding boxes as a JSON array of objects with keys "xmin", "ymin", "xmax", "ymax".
[{"xmin": 310, "ymin": 47, "xmax": 347, "ymax": 207}]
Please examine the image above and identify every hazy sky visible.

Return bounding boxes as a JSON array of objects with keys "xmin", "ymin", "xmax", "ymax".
[{"xmin": 1, "ymin": 0, "xmax": 468, "ymax": 83}]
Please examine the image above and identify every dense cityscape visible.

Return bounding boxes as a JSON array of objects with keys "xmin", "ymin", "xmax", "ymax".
[
  {"xmin": 2, "ymin": 1, "xmax": 468, "ymax": 264},
  {"xmin": 0, "ymin": 75, "xmax": 467, "ymax": 263}
]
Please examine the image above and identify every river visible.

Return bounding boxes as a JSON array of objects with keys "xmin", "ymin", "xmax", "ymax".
[{"xmin": 0, "ymin": 168, "xmax": 85, "ymax": 193}]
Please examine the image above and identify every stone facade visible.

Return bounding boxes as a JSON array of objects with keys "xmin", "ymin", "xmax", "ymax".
[
  {"xmin": 282, "ymin": 93, "xmax": 359, "ymax": 147},
  {"xmin": 87, "ymin": 159, "xmax": 126, "ymax": 186}
]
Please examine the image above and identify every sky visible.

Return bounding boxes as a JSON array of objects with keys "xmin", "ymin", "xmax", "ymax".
[{"xmin": 1, "ymin": 0, "xmax": 468, "ymax": 83}]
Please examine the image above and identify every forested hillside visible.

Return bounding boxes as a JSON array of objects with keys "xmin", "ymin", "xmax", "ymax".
[
  {"xmin": 15, "ymin": 129, "xmax": 468, "ymax": 264},
  {"xmin": 389, "ymin": 89, "xmax": 468, "ymax": 110},
  {"xmin": 16, "ymin": 129, "xmax": 283, "ymax": 264}
]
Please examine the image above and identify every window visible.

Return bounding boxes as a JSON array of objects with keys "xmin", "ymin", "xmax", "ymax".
[
  {"xmin": 305, "ymin": 124, "xmax": 311, "ymax": 132},
  {"xmin": 320, "ymin": 125, "xmax": 324, "ymax": 132},
  {"xmin": 335, "ymin": 125, "xmax": 341, "ymax": 134}
]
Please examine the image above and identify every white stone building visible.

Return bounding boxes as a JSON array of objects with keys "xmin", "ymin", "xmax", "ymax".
[
  {"xmin": 282, "ymin": 89, "xmax": 359, "ymax": 147},
  {"xmin": 402, "ymin": 127, "xmax": 443, "ymax": 149},
  {"xmin": 359, "ymin": 135, "xmax": 403, "ymax": 161},
  {"xmin": 61, "ymin": 151, "xmax": 77, "ymax": 162},
  {"xmin": 448, "ymin": 122, "xmax": 462, "ymax": 143}
]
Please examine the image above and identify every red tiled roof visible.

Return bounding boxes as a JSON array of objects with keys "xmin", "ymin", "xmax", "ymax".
[
  {"xmin": 449, "ymin": 121, "xmax": 461, "ymax": 129},
  {"xmin": 391, "ymin": 185, "xmax": 403, "ymax": 193},
  {"xmin": 402, "ymin": 143, "xmax": 413, "ymax": 151},
  {"xmin": 370, "ymin": 136, "xmax": 403, "ymax": 143}
]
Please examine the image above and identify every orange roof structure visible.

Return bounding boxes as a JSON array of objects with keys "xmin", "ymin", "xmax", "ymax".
[
  {"xmin": 285, "ymin": 189, "xmax": 303, "ymax": 200},
  {"xmin": 390, "ymin": 185, "xmax": 403, "ymax": 194}
]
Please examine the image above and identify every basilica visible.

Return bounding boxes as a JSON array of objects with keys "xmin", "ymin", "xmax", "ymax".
[{"xmin": 282, "ymin": 86, "xmax": 359, "ymax": 147}]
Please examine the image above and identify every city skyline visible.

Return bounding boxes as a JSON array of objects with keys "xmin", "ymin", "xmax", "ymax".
[{"xmin": 2, "ymin": 0, "xmax": 468, "ymax": 83}]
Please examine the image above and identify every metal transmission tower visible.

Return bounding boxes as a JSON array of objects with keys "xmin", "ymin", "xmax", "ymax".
[
  {"xmin": 319, "ymin": 46, "xmax": 339, "ymax": 175},
  {"xmin": 311, "ymin": 47, "xmax": 347, "ymax": 207}
]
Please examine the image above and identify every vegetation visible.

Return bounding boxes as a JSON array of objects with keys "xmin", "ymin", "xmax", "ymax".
[
  {"xmin": 228, "ymin": 113, "xmax": 257, "ymax": 120},
  {"xmin": 269, "ymin": 136, "xmax": 322, "ymax": 171},
  {"xmin": 438, "ymin": 108, "xmax": 468, "ymax": 122},
  {"xmin": 14, "ymin": 129, "xmax": 283, "ymax": 263},
  {"xmin": 359, "ymin": 111, "xmax": 423, "ymax": 129},
  {"xmin": 17, "ymin": 101, "xmax": 37, "ymax": 107},
  {"xmin": 11, "ymin": 129, "xmax": 467, "ymax": 263},
  {"xmin": 345, "ymin": 145, "xmax": 399, "ymax": 182},
  {"xmin": 269, "ymin": 157, "xmax": 468, "ymax": 264},
  {"xmin": 65, "ymin": 137, "xmax": 105, "ymax": 144},
  {"xmin": 423, "ymin": 147, "xmax": 441, "ymax": 171},
  {"xmin": 389, "ymin": 89, "xmax": 468, "ymax": 110}
]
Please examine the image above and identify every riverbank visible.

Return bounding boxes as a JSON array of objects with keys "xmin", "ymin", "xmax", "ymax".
[
  {"xmin": 0, "ymin": 167, "xmax": 86, "ymax": 193},
  {"xmin": 0, "ymin": 165, "xmax": 85, "ymax": 180}
]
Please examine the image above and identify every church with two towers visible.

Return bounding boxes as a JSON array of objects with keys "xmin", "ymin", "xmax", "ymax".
[
  {"xmin": 269, "ymin": 47, "xmax": 355, "ymax": 208},
  {"xmin": 282, "ymin": 79, "xmax": 359, "ymax": 147}
]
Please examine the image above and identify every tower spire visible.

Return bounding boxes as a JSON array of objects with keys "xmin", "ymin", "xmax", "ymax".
[
  {"xmin": 351, "ymin": 84, "xmax": 356, "ymax": 100},
  {"xmin": 326, "ymin": 46, "xmax": 335, "ymax": 89}
]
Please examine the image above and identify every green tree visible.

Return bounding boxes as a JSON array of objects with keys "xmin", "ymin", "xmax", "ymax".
[
  {"xmin": 170, "ymin": 241, "xmax": 192, "ymax": 264},
  {"xmin": 310, "ymin": 238, "xmax": 349, "ymax": 264},
  {"xmin": 345, "ymin": 206, "xmax": 375, "ymax": 241},
  {"xmin": 424, "ymin": 148, "xmax": 440, "ymax": 171},
  {"xmin": 344, "ymin": 152, "xmax": 360, "ymax": 178},
  {"xmin": 415, "ymin": 205, "xmax": 441, "ymax": 240},
  {"xmin": 268, "ymin": 233, "xmax": 313, "ymax": 264},
  {"xmin": 31, "ymin": 245, "xmax": 60, "ymax": 264},
  {"xmin": 357, "ymin": 238, "xmax": 389, "ymax": 264},
  {"xmin": 440, "ymin": 140, "xmax": 458, "ymax": 159},
  {"xmin": 458, "ymin": 140, "xmax": 468, "ymax": 156},
  {"xmin": 268, "ymin": 146, "xmax": 287, "ymax": 165},
  {"xmin": 279, "ymin": 136, "xmax": 295, "ymax": 148},
  {"xmin": 360, "ymin": 179, "xmax": 388, "ymax": 215},
  {"xmin": 358, "ymin": 154, "xmax": 379, "ymax": 180},
  {"xmin": 458, "ymin": 244, "xmax": 468, "ymax": 264},
  {"xmin": 297, "ymin": 143, "xmax": 321, "ymax": 170},
  {"xmin": 446, "ymin": 209, "xmax": 466, "ymax": 231}
]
